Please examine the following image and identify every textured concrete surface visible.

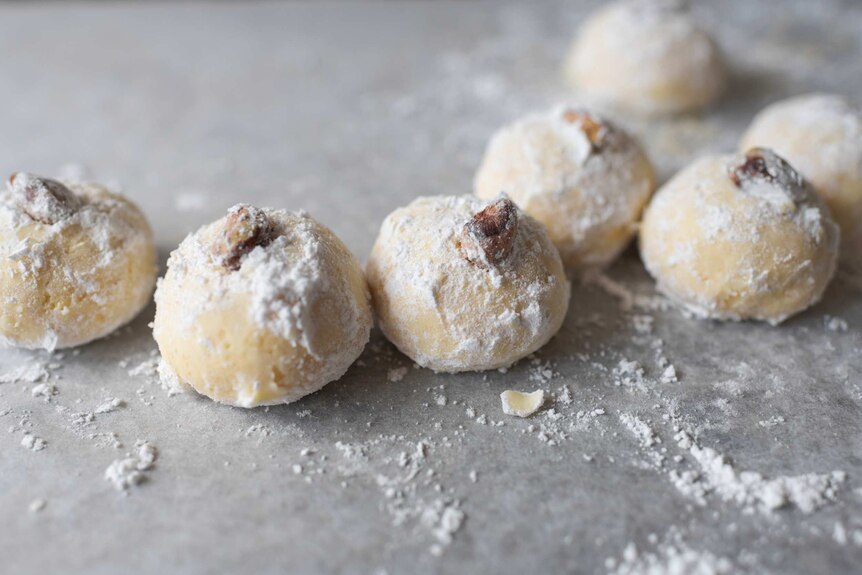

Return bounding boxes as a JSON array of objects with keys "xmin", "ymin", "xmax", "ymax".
[{"xmin": 0, "ymin": 1, "xmax": 861, "ymax": 574}]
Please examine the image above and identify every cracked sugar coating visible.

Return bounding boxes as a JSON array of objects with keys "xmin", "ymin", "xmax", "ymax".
[
  {"xmin": 366, "ymin": 195, "xmax": 570, "ymax": 373},
  {"xmin": 0, "ymin": 173, "xmax": 156, "ymax": 350},
  {"xmin": 153, "ymin": 205, "xmax": 372, "ymax": 407},
  {"xmin": 639, "ymin": 149, "xmax": 840, "ymax": 324},
  {"xmin": 740, "ymin": 94, "xmax": 862, "ymax": 266},
  {"xmin": 474, "ymin": 107, "xmax": 656, "ymax": 271},
  {"xmin": 564, "ymin": 0, "xmax": 725, "ymax": 115}
]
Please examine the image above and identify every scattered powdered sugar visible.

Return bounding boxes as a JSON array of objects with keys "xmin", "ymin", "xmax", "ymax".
[
  {"xmin": 137, "ymin": 441, "xmax": 158, "ymax": 469},
  {"xmin": 660, "ymin": 365, "xmax": 678, "ymax": 384},
  {"xmin": 387, "ymin": 367, "xmax": 409, "ymax": 383},
  {"xmin": 104, "ymin": 440, "xmax": 159, "ymax": 491},
  {"xmin": 330, "ymin": 435, "xmax": 468, "ymax": 556},
  {"xmin": 127, "ymin": 354, "xmax": 160, "ymax": 379},
  {"xmin": 758, "ymin": 415, "xmax": 785, "ymax": 428},
  {"xmin": 31, "ymin": 382, "xmax": 58, "ymax": 401},
  {"xmin": 0, "ymin": 361, "xmax": 50, "ymax": 384},
  {"xmin": 104, "ymin": 459, "xmax": 143, "ymax": 490},
  {"xmin": 672, "ymin": 429, "xmax": 845, "ymax": 514},
  {"xmin": 586, "ymin": 270, "xmax": 670, "ymax": 313},
  {"xmin": 21, "ymin": 433, "xmax": 47, "ymax": 451},
  {"xmin": 424, "ymin": 502, "xmax": 465, "ymax": 557},
  {"xmin": 619, "ymin": 413, "xmax": 660, "ymax": 448},
  {"xmin": 125, "ymin": 350, "xmax": 185, "ymax": 398},
  {"xmin": 94, "ymin": 398, "xmax": 125, "ymax": 414},
  {"xmin": 607, "ymin": 529, "xmax": 733, "ymax": 575},
  {"xmin": 155, "ymin": 357, "xmax": 188, "ymax": 397},
  {"xmin": 824, "ymin": 315, "xmax": 849, "ymax": 332},
  {"xmin": 614, "ymin": 359, "xmax": 649, "ymax": 391},
  {"xmin": 832, "ymin": 522, "xmax": 862, "ymax": 547}
]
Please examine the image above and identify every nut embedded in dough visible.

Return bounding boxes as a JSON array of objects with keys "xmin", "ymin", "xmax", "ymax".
[
  {"xmin": 153, "ymin": 205, "xmax": 373, "ymax": 407},
  {"xmin": 639, "ymin": 150, "xmax": 840, "ymax": 324},
  {"xmin": 739, "ymin": 94, "xmax": 862, "ymax": 266},
  {"xmin": 9, "ymin": 173, "xmax": 83, "ymax": 224},
  {"xmin": 213, "ymin": 204, "xmax": 275, "ymax": 271},
  {"xmin": 474, "ymin": 106, "xmax": 656, "ymax": 271},
  {"xmin": 459, "ymin": 196, "xmax": 519, "ymax": 267},
  {"xmin": 0, "ymin": 173, "xmax": 157, "ymax": 350},
  {"xmin": 366, "ymin": 195, "xmax": 570, "ymax": 373},
  {"xmin": 561, "ymin": 109, "xmax": 607, "ymax": 150},
  {"xmin": 728, "ymin": 148, "xmax": 807, "ymax": 209}
]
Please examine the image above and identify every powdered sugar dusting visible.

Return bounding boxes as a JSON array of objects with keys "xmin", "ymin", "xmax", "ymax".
[
  {"xmin": 641, "ymin": 152, "xmax": 840, "ymax": 324},
  {"xmin": 153, "ymin": 206, "xmax": 371, "ymax": 406},
  {"xmin": 0, "ymin": 177, "xmax": 155, "ymax": 350},
  {"xmin": 367, "ymin": 194, "xmax": 568, "ymax": 372},
  {"xmin": 474, "ymin": 106, "xmax": 654, "ymax": 268},
  {"xmin": 159, "ymin": 208, "xmax": 358, "ymax": 357}
]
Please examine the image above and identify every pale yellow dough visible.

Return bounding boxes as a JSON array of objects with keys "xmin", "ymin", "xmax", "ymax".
[
  {"xmin": 0, "ymin": 176, "xmax": 156, "ymax": 350},
  {"xmin": 564, "ymin": 0, "xmax": 725, "ymax": 115},
  {"xmin": 366, "ymin": 195, "xmax": 570, "ymax": 372},
  {"xmin": 740, "ymin": 94, "xmax": 862, "ymax": 265},
  {"xmin": 474, "ymin": 107, "xmax": 656, "ymax": 271},
  {"xmin": 639, "ymin": 151, "xmax": 840, "ymax": 324},
  {"xmin": 153, "ymin": 206, "xmax": 372, "ymax": 407}
]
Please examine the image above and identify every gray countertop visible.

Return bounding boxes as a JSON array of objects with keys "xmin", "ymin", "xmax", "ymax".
[{"xmin": 1, "ymin": 1, "xmax": 861, "ymax": 574}]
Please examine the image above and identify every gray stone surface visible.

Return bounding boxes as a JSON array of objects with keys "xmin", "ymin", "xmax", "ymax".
[{"xmin": 0, "ymin": 1, "xmax": 861, "ymax": 574}]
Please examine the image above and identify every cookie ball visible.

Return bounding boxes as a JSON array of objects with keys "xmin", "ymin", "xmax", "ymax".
[
  {"xmin": 740, "ymin": 94, "xmax": 862, "ymax": 264},
  {"xmin": 153, "ymin": 205, "xmax": 372, "ymax": 407},
  {"xmin": 565, "ymin": 0, "xmax": 725, "ymax": 115},
  {"xmin": 0, "ymin": 173, "xmax": 156, "ymax": 350},
  {"xmin": 366, "ymin": 195, "xmax": 570, "ymax": 372},
  {"xmin": 640, "ymin": 149, "xmax": 840, "ymax": 324},
  {"xmin": 474, "ymin": 107, "xmax": 656, "ymax": 271}
]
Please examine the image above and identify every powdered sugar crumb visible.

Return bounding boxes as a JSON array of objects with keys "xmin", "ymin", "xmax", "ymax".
[
  {"xmin": 94, "ymin": 398, "xmax": 126, "ymax": 414},
  {"xmin": 28, "ymin": 498, "xmax": 47, "ymax": 513},
  {"xmin": 608, "ymin": 529, "xmax": 733, "ymax": 575},
  {"xmin": 388, "ymin": 367, "xmax": 409, "ymax": 383},
  {"xmin": 0, "ymin": 361, "xmax": 50, "ymax": 384},
  {"xmin": 672, "ymin": 429, "xmax": 845, "ymax": 514},
  {"xmin": 21, "ymin": 433, "xmax": 47, "ymax": 451},
  {"xmin": 104, "ymin": 440, "xmax": 159, "ymax": 491}
]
